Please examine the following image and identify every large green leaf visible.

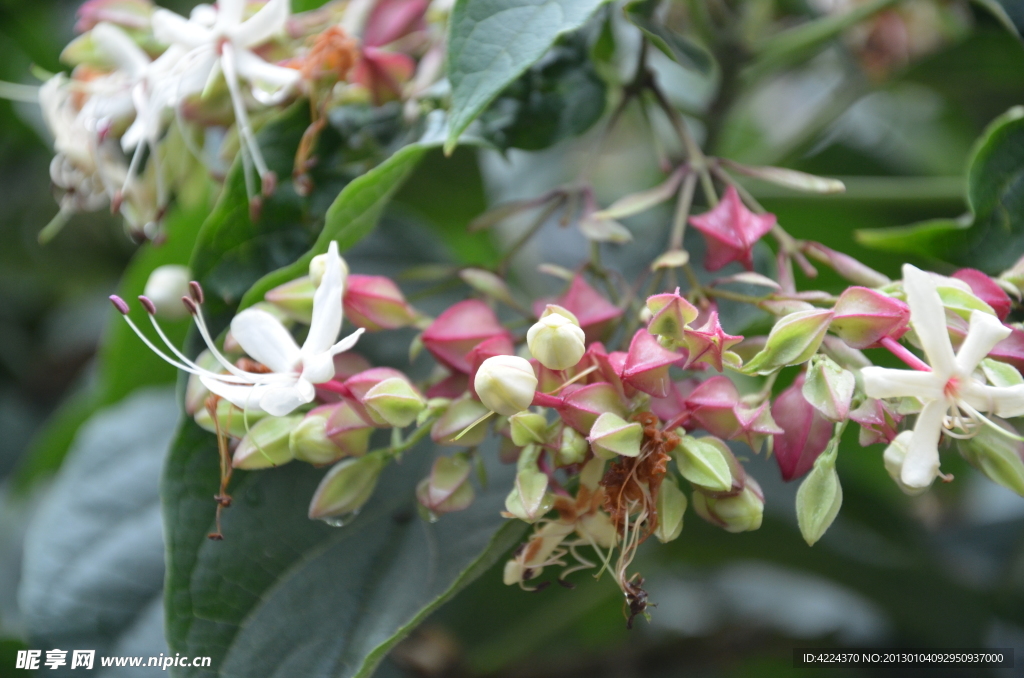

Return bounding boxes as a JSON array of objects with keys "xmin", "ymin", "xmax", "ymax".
[
  {"xmin": 858, "ymin": 107, "xmax": 1024, "ymax": 272},
  {"xmin": 238, "ymin": 112, "xmax": 484, "ymax": 308},
  {"xmin": 237, "ymin": 138, "xmax": 438, "ymax": 309},
  {"xmin": 477, "ymin": 36, "xmax": 608, "ymax": 152},
  {"xmin": 444, "ymin": 0, "xmax": 611, "ymax": 152},
  {"xmin": 973, "ymin": 0, "xmax": 1024, "ymax": 40},
  {"xmin": 190, "ymin": 101, "xmax": 407, "ymax": 319},
  {"xmin": 164, "ymin": 421, "xmax": 522, "ymax": 678},
  {"xmin": 20, "ymin": 387, "xmax": 178, "ymax": 664}
]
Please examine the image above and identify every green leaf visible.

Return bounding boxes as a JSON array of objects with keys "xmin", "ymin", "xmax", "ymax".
[
  {"xmin": 163, "ymin": 421, "xmax": 523, "ymax": 677},
  {"xmin": 445, "ymin": 0, "xmax": 611, "ymax": 152},
  {"xmin": 191, "ymin": 101, "xmax": 409, "ymax": 318},
  {"xmin": 973, "ymin": 0, "xmax": 1024, "ymax": 40},
  {"xmin": 238, "ymin": 139, "xmax": 437, "ymax": 309},
  {"xmin": 477, "ymin": 36, "xmax": 607, "ymax": 152},
  {"xmin": 857, "ymin": 107, "xmax": 1024, "ymax": 272},
  {"xmin": 20, "ymin": 387, "xmax": 178, "ymax": 656}
]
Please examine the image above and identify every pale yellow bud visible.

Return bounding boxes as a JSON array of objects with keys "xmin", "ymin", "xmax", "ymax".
[
  {"xmin": 309, "ymin": 251, "xmax": 350, "ymax": 288},
  {"xmin": 526, "ymin": 305, "xmax": 586, "ymax": 370},
  {"xmin": 474, "ymin": 355, "xmax": 537, "ymax": 416}
]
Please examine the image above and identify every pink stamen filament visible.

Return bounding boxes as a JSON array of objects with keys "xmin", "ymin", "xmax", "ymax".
[{"xmin": 880, "ymin": 336, "xmax": 931, "ymax": 372}]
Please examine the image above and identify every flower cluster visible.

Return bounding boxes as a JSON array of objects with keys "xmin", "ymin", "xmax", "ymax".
[
  {"xmin": 116, "ymin": 152, "xmax": 1024, "ymax": 619},
  {"xmin": 86, "ymin": 0, "xmax": 1024, "ymax": 629},
  {"xmin": 29, "ymin": 0, "xmax": 446, "ymax": 241}
]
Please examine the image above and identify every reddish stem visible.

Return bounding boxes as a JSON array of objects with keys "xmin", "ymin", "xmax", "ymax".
[
  {"xmin": 880, "ymin": 336, "xmax": 931, "ymax": 372},
  {"xmin": 532, "ymin": 391, "xmax": 563, "ymax": 408},
  {"xmin": 318, "ymin": 379, "xmax": 353, "ymax": 397}
]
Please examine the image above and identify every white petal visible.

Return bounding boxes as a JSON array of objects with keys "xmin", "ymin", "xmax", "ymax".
[
  {"xmin": 92, "ymin": 23, "xmax": 150, "ymax": 76},
  {"xmin": 233, "ymin": 48, "xmax": 301, "ymax": 88},
  {"xmin": 300, "ymin": 351, "xmax": 335, "ymax": 385},
  {"xmin": 302, "ymin": 241, "xmax": 344, "ymax": 356},
  {"xmin": 174, "ymin": 51, "xmax": 216, "ymax": 97},
  {"xmin": 232, "ymin": 0, "xmax": 289, "ymax": 47},
  {"xmin": 903, "ymin": 264, "xmax": 957, "ymax": 375},
  {"xmin": 152, "ymin": 8, "xmax": 211, "ymax": 49},
  {"xmin": 259, "ymin": 380, "xmax": 315, "ymax": 416},
  {"xmin": 217, "ymin": 0, "xmax": 246, "ymax": 30},
  {"xmin": 861, "ymin": 366, "xmax": 943, "ymax": 401},
  {"xmin": 231, "ymin": 308, "xmax": 301, "ymax": 373},
  {"xmin": 200, "ymin": 376, "xmax": 269, "ymax": 413},
  {"xmin": 956, "ymin": 310, "xmax": 1012, "ymax": 373},
  {"xmin": 902, "ymin": 399, "xmax": 946, "ymax": 489},
  {"xmin": 963, "ymin": 382, "xmax": 1024, "ymax": 418},
  {"xmin": 120, "ymin": 118, "xmax": 146, "ymax": 152},
  {"xmin": 330, "ymin": 328, "xmax": 364, "ymax": 356}
]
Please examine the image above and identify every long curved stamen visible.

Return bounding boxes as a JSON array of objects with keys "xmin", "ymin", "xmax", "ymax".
[
  {"xmin": 144, "ymin": 310, "xmax": 287, "ymax": 385},
  {"xmin": 220, "ymin": 44, "xmax": 273, "ymax": 188},
  {"xmin": 121, "ymin": 139, "xmax": 146, "ymax": 198},
  {"xmin": 186, "ymin": 295, "xmax": 281, "ymax": 381},
  {"xmin": 959, "ymin": 401, "xmax": 1024, "ymax": 442}
]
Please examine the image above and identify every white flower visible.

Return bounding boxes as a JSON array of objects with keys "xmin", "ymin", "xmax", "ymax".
[
  {"xmin": 152, "ymin": 0, "xmax": 299, "ymax": 193},
  {"xmin": 861, "ymin": 264, "xmax": 1024, "ymax": 489},
  {"xmin": 116, "ymin": 241, "xmax": 363, "ymax": 416}
]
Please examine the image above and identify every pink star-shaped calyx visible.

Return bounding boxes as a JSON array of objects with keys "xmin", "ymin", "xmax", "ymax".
[
  {"xmin": 682, "ymin": 309, "xmax": 742, "ymax": 372},
  {"xmin": 688, "ymin": 186, "xmax": 776, "ymax": 271}
]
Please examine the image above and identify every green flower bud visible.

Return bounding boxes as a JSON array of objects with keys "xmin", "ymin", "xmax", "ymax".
[
  {"xmin": 194, "ymin": 397, "xmax": 267, "ymax": 438},
  {"xmin": 289, "ymin": 410, "xmax": 345, "ymax": 465},
  {"xmin": 308, "ymin": 453, "xmax": 386, "ymax": 520},
  {"xmin": 741, "ymin": 309, "xmax": 834, "ymax": 375},
  {"xmin": 527, "ymin": 305, "xmax": 586, "ymax": 371},
  {"xmin": 802, "ymin": 355, "xmax": 855, "ymax": 421},
  {"xmin": 264, "ymin": 275, "xmax": 315, "ymax": 323},
  {"xmin": 673, "ymin": 435, "xmax": 733, "ymax": 493},
  {"xmin": 474, "ymin": 355, "xmax": 537, "ymax": 416},
  {"xmin": 233, "ymin": 415, "xmax": 303, "ymax": 470},
  {"xmin": 557, "ymin": 426, "xmax": 590, "ymax": 466},
  {"xmin": 980, "ymin": 358, "xmax": 1024, "ymax": 387},
  {"xmin": 588, "ymin": 412, "xmax": 643, "ymax": 459},
  {"xmin": 509, "ymin": 411, "xmax": 548, "ymax": 446},
  {"xmin": 503, "ymin": 446, "xmax": 553, "ymax": 522},
  {"xmin": 416, "ymin": 453, "xmax": 475, "ymax": 517},
  {"xmin": 795, "ymin": 441, "xmax": 842, "ymax": 546},
  {"xmin": 431, "ymin": 397, "xmax": 490, "ymax": 446},
  {"xmin": 504, "ymin": 469, "xmax": 553, "ymax": 523},
  {"xmin": 936, "ymin": 284, "xmax": 995, "ymax": 320},
  {"xmin": 324, "ymin": 401, "xmax": 373, "ymax": 458},
  {"xmin": 958, "ymin": 420, "xmax": 1024, "ymax": 497},
  {"xmin": 655, "ymin": 475, "xmax": 687, "ymax": 543},
  {"xmin": 692, "ymin": 478, "xmax": 764, "ymax": 533},
  {"xmin": 362, "ymin": 376, "xmax": 426, "ymax": 428}
]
